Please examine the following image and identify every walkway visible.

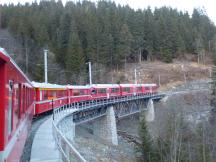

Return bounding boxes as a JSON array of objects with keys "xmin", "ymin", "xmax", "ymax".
[{"xmin": 30, "ymin": 117, "xmax": 62, "ymax": 162}]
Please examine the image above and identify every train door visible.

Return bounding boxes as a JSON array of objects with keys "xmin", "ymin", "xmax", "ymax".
[{"xmin": 8, "ymin": 80, "xmax": 13, "ymax": 135}]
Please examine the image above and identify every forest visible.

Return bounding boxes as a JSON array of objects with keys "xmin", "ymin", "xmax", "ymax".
[{"xmin": 0, "ymin": 0, "xmax": 216, "ymax": 83}]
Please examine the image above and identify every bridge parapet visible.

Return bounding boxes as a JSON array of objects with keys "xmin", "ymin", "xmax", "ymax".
[
  {"xmin": 52, "ymin": 121, "xmax": 86, "ymax": 162},
  {"xmin": 52, "ymin": 93, "xmax": 165, "ymax": 162}
]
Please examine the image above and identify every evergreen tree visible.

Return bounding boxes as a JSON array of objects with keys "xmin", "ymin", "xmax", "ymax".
[
  {"xmin": 65, "ymin": 23, "xmax": 85, "ymax": 82},
  {"xmin": 116, "ymin": 24, "xmax": 132, "ymax": 65},
  {"xmin": 139, "ymin": 113, "xmax": 158, "ymax": 162},
  {"xmin": 1, "ymin": 1, "xmax": 216, "ymax": 82}
]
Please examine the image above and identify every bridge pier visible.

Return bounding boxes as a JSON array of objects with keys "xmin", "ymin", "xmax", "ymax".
[
  {"xmin": 145, "ymin": 99, "xmax": 155, "ymax": 122},
  {"xmin": 93, "ymin": 106, "xmax": 118, "ymax": 145}
]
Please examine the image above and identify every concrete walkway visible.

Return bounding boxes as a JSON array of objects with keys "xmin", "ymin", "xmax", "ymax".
[{"xmin": 30, "ymin": 117, "xmax": 62, "ymax": 162}]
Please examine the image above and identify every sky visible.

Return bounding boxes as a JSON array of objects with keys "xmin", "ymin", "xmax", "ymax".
[{"xmin": 1, "ymin": 0, "xmax": 216, "ymax": 24}]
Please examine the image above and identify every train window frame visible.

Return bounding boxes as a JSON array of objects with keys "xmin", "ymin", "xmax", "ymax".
[
  {"xmin": 73, "ymin": 89, "xmax": 80, "ymax": 96},
  {"xmin": 18, "ymin": 83, "xmax": 21, "ymax": 119},
  {"xmin": 136, "ymin": 87, "xmax": 142, "ymax": 91},
  {"xmin": 79, "ymin": 89, "xmax": 85, "ymax": 95},
  {"xmin": 43, "ymin": 90, "xmax": 48, "ymax": 100},
  {"xmin": 123, "ymin": 87, "xmax": 130, "ymax": 92},
  {"xmin": 8, "ymin": 80, "xmax": 13, "ymax": 135},
  {"xmin": 98, "ymin": 88, "xmax": 106, "ymax": 94},
  {"xmin": 111, "ymin": 88, "xmax": 119, "ymax": 93},
  {"xmin": 145, "ymin": 87, "xmax": 150, "ymax": 90},
  {"xmin": 91, "ymin": 89, "xmax": 96, "ymax": 95}
]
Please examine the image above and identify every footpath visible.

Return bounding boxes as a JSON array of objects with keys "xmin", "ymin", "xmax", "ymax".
[{"xmin": 30, "ymin": 117, "xmax": 62, "ymax": 162}]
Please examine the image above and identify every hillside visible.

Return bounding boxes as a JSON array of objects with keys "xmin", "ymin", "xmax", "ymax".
[
  {"xmin": 106, "ymin": 58, "xmax": 211, "ymax": 90},
  {"xmin": 1, "ymin": 1, "xmax": 216, "ymax": 83}
]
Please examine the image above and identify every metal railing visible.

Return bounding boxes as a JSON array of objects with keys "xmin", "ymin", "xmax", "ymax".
[
  {"xmin": 52, "ymin": 122, "xmax": 87, "ymax": 162},
  {"xmin": 52, "ymin": 92, "xmax": 165, "ymax": 162},
  {"xmin": 53, "ymin": 92, "xmax": 164, "ymax": 121}
]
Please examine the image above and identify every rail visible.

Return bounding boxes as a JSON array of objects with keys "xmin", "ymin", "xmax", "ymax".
[
  {"xmin": 52, "ymin": 122, "xmax": 87, "ymax": 162},
  {"xmin": 52, "ymin": 92, "xmax": 165, "ymax": 162},
  {"xmin": 53, "ymin": 92, "xmax": 164, "ymax": 121}
]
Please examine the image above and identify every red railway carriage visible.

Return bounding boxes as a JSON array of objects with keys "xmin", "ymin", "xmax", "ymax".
[
  {"xmin": 120, "ymin": 84, "xmax": 136, "ymax": 96},
  {"xmin": 67, "ymin": 85, "xmax": 91, "ymax": 103},
  {"xmin": 90, "ymin": 84, "xmax": 121, "ymax": 99},
  {"xmin": 142, "ymin": 84, "xmax": 158, "ymax": 94},
  {"xmin": 32, "ymin": 82, "xmax": 68, "ymax": 115},
  {"xmin": 134, "ymin": 84, "xmax": 145, "ymax": 94},
  {"xmin": 107, "ymin": 84, "xmax": 121, "ymax": 97},
  {"xmin": 0, "ymin": 48, "xmax": 34, "ymax": 162}
]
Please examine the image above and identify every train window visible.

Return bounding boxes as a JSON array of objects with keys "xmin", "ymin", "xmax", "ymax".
[
  {"xmin": 123, "ymin": 87, "xmax": 130, "ymax": 92},
  {"xmin": 43, "ymin": 91, "xmax": 48, "ymax": 100},
  {"xmin": 40, "ymin": 90, "xmax": 42, "ymax": 101},
  {"xmin": 91, "ymin": 89, "xmax": 96, "ymax": 95},
  {"xmin": 22, "ymin": 85, "xmax": 24, "ymax": 113},
  {"xmin": 98, "ymin": 88, "xmax": 106, "ymax": 94},
  {"xmin": 111, "ymin": 88, "xmax": 119, "ymax": 93},
  {"xmin": 8, "ymin": 80, "xmax": 13, "ymax": 135},
  {"xmin": 52, "ymin": 91, "xmax": 57, "ymax": 97},
  {"xmin": 145, "ymin": 87, "xmax": 150, "ymax": 90},
  {"xmin": 80, "ymin": 90, "xmax": 85, "ymax": 95},
  {"xmin": 25, "ymin": 87, "xmax": 27, "ymax": 111},
  {"xmin": 136, "ymin": 87, "xmax": 142, "ymax": 91},
  {"xmin": 18, "ymin": 84, "xmax": 21, "ymax": 118},
  {"xmin": 73, "ymin": 90, "xmax": 80, "ymax": 96}
]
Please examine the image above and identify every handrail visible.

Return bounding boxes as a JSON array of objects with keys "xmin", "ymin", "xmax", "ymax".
[
  {"xmin": 52, "ymin": 121, "xmax": 87, "ymax": 162},
  {"xmin": 52, "ymin": 93, "xmax": 165, "ymax": 162}
]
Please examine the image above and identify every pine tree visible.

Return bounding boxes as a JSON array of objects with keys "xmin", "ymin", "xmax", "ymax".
[
  {"xmin": 65, "ymin": 23, "xmax": 85, "ymax": 82},
  {"xmin": 139, "ymin": 113, "xmax": 158, "ymax": 162},
  {"xmin": 115, "ymin": 24, "xmax": 132, "ymax": 65}
]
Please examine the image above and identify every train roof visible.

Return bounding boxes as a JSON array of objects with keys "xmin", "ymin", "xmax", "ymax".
[
  {"xmin": 90, "ymin": 84, "xmax": 120, "ymax": 88},
  {"xmin": 32, "ymin": 81, "xmax": 67, "ymax": 89},
  {"xmin": 119, "ymin": 84, "xmax": 137, "ymax": 87},
  {"xmin": 141, "ymin": 83, "xmax": 157, "ymax": 87},
  {"xmin": 0, "ymin": 47, "xmax": 32, "ymax": 85},
  {"xmin": 67, "ymin": 85, "xmax": 91, "ymax": 89}
]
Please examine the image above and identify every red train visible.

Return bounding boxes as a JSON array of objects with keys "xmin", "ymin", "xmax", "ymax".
[
  {"xmin": 0, "ymin": 48, "xmax": 34, "ymax": 162},
  {"xmin": 33, "ymin": 83, "xmax": 158, "ymax": 115},
  {"xmin": 0, "ymin": 47, "xmax": 158, "ymax": 162}
]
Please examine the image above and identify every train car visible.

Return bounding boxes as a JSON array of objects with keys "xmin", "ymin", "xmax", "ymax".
[
  {"xmin": 142, "ymin": 84, "xmax": 158, "ymax": 94},
  {"xmin": 134, "ymin": 84, "xmax": 145, "ymax": 94},
  {"xmin": 67, "ymin": 85, "xmax": 91, "ymax": 103},
  {"xmin": 0, "ymin": 48, "xmax": 34, "ymax": 162},
  {"xmin": 108, "ymin": 84, "xmax": 121, "ymax": 97},
  {"xmin": 119, "ymin": 84, "xmax": 136, "ymax": 96},
  {"xmin": 32, "ymin": 82, "xmax": 67, "ymax": 115},
  {"xmin": 90, "ymin": 84, "xmax": 121, "ymax": 99}
]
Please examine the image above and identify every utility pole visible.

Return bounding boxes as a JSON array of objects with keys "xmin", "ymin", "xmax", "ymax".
[
  {"xmin": 88, "ymin": 62, "xmax": 92, "ymax": 85},
  {"xmin": 158, "ymin": 74, "xmax": 161, "ymax": 87},
  {"xmin": 44, "ymin": 49, "xmax": 48, "ymax": 83},
  {"xmin": 139, "ymin": 48, "xmax": 142, "ymax": 63},
  {"xmin": 181, "ymin": 64, "xmax": 186, "ymax": 83},
  {"xmin": 134, "ymin": 68, "xmax": 137, "ymax": 84},
  {"xmin": 138, "ymin": 72, "xmax": 141, "ymax": 84}
]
